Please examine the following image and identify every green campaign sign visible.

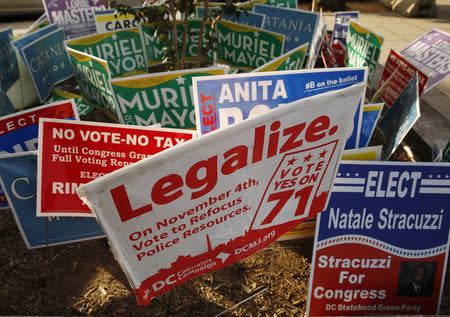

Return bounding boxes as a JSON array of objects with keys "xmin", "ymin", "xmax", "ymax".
[
  {"xmin": 50, "ymin": 89, "xmax": 94, "ymax": 116},
  {"xmin": 110, "ymin": 66, "xmax": 227, "ymax": 129},
  {"xmin": 67, "ymin": 47, "xmax": 115, "ymax": 112},
  {"xmin": 139, "ymin": 23, "xmax": 165, "ymax": 66},
  {"xmin": 217, "ymin": 20, "xmax": 285, "ymax": 71},
  {"xmin": 66, "ymin": 28, "xmax": 147, "ymax": 78},
  {"xmin": 346, "ymin": 20, "xmax": 384, "ymax": 87},
  {"xmin": 238, "ymin": 0, "xmax": 297, "ymax": 9},
  {"xmin": 254, "ymin": 43, "xmax": 308, "ymax": 72}
]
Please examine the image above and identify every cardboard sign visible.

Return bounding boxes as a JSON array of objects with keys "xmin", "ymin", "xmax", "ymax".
[
  {"xmin": 253, "ymin": 4, "xmax": 319, "ymax": 54},
  {"xmin": 21, "ymin": 27, "xmax": 74, "ymax": 102},
  {"xmin": 279, "ymin": 145, "xmax": 382, "ymax": 241},
  {"xmin": 307, "ymin": 161, "xmax": 450, "ymax": 316},
  {"xmin": 95, "ymin": 9, "xmax": 140, "ymax": 33},
  {"xmin": 0, "ymin": 152, "xmax": 104, "ymax": 248},
  {"xmin": 66, "ymin": 28, "xmax": 147, "ymax": 78},
  {"xmin": 0, "ymin": 100, "xmax": 78, "ymax": 154},
  {"xmin": 216, "ymin": 20, "xmax": 285, "ymax": 71},
  {"xmin": 400, "ymin": 29, "xmax": 450, "ymax": 91},
  {"xmin": 0, "ymin": 28, "xmax": 20, "ymax": 116},
  {"xmin": 254, "ymin": 43, "xmax": 308, "ymax": 72},
  {"xmin": 139, "ymin": 24, "xmax": 165, "ymax": 66},
  {"xmin": 305, "ymin": 14, "xmax": 326, "ymax": 69},
  {"xmin": 110, "ymin": 66, "xmax": 227, "ymax": 129},
  {"xmin": 50, "ymin": 89, "xmax": 94, "ymax": 116},
  {"xmin": 76, "ymin": 84, "xmax": 365, "ymax": 305},
  {"xmin": 37, "ymin": 119, "xmax": 196, "ymax": 217},
  {"xmin": 67, "ymin": 47, "xmax": 115, "ymax": 112},
  {"xmin": 346, "ymin": 20, "xmax": 384, "ymax": 87},
  {"xmin": 378, "ymin": 50, "xmax": 428, "ymax": 108},
  {"xmin": 43, "ymin": 0, "xmax": 108, "ymax": 39},
  {"xmin": 196, "ymin": 7, "xmax": 266, "ymax": 28},
  {"xmin": 331, "ymin": 11, "xmax": 359, "ymax": 46},
  {"xmin": 359, "ymin": 103, "xmax": 383, "ymax": 148},
  {"xmin": 379, "ymin": 74, "xmax": 420, "ymax": 160},
  {"xmin": 193, "ymin": 68, "xmax": 368, "ymax": 149}
]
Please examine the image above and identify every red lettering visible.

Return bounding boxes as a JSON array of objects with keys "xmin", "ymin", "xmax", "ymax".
[
  {"xmin": 305, "ymin": 115, "xmax": 330, "ymax": 142},
  {"xmin": 186, "ymin": 156, "xmax": 218, "ymax": 199},
  {"xmin": 111, "ymin": 185, "xmax": 153, "ymax": 222},
  {"xmin": 151, "ymin": 174, "xmax": 183, "ymax": 205}
]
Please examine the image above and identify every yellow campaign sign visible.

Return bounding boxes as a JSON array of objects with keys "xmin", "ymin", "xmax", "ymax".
[{"xmin": 279, "ymin": 146, "xmax": 382, "ymax": 241}]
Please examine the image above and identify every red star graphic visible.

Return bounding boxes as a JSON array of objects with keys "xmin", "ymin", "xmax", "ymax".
[
  {"xmin": 319, "ymin": 149, "xmax": 328, "ymax": 159},
  {"xmin": 287, "ymin": 157, "xmax": 297, "ymax": 166},
  {"xmin": 303, "ymin": 153, "xmax": 313, "ymax": 162}
]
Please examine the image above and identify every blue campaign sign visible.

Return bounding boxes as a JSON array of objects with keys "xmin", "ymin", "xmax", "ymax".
[
  {"xmin": 0, "ymin": 152, "xmax": 104, "ymax": 248},
  {"xmin": 13, "ymin": 24, "xmax": 59, "ymax": 61},
  {"xmin": 0, "ymin": 100, "xmax": 79, "ymax": 154},
  {"xmin": 331, "ymin": 11, "xmax": 359, "ymax": 46},
  {"xmin": 253, "ymin": 4, "xmax": 318, "ymax": 54},
  {"xmin": 379, "ymin": 74, "xmax": 420, "ymax": 160},
  {"xmin": 358, "ymin": 102, "xmax": 383, "ymax": 148},
  {"xmin": 307, "ymin": 161, "xmax": 450, "ymax": 315},
  {"xmin": 21, "ymin": 28, "xmax": 73, "ymax": 102},
  {"xmin": 0, "ymin": 28, "xmax": 20, "ymax": 117},
  {"xmin": 193, "ymin": 67, "xmax": 368, "ymax": 149}
]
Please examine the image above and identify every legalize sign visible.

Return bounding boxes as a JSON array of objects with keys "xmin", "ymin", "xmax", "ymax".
[
  {"xmin": 193, "ymin": 68, "xmax": 367, "ymax": 149},
  {"xmin": 346, "ymin": 20, "xmax": 384, "ymax": 87},
  {"xmin": 67, "ymin": 47, "xmax": 115, "ymax": 112},
  {"xmin": 0, "ymin": 152, "xmax": 104, "ymax": 248},
  {"xmin": 400, "ymin": 29, "xmax": 450, "ymax": 91},
  {"xmin": 77, "ymin": 84, "xmax": 365, "ymax": 306},
  {"xmin": 254, "ymin": 43, "xmax": 308, "ymax": 72},
  {"xmin": 253, "ymin": 4, "xmax": 319, "ymax": 54},
  {"xmin": 21, "ymin": 27, "xmax": 74, "ymax": 102},
  {"xmin": 307, "ymin": 161, "xmax": 450, "ymax": 315},
  {"xmin": 66, "ymin": 28, "xmax": 147, "ymax": 78},
  {"xmin": 37, "ymin": 119, "xmax": 195, "ymax": 217},
  {"xmin": 110, "ymin": 66, "xmax": 227, "ymax": 129},
  {"xmin": 43, "ymin": 0, "xmax": 108, "ymax": 39},
  {"xmin": 378, "ymin": 49, "xmax": 428, "ymax": 108},
  {"xmin": 216, "ymin": 20, "xmax": 285, "ymax": 71}
]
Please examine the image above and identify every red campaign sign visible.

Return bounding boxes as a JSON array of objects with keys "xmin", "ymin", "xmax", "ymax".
[
  {"xmin": 378, "ymin": 49, "xmax": 429, "ymax": 107},
  {"xmin": 36, "ymin": 119, "xmax": 195, "ymax": 217},
  {"xmin": 76, "ymin": 84, "xmax": 365, "ymax": 306}
]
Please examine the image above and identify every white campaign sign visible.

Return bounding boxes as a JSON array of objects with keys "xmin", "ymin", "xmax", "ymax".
[{"xmin": 77, "ymin": 83, "xmax": 366, "ymax": 306}]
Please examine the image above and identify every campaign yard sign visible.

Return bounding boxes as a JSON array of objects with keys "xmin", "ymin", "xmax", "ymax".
[
  {"xmin": 110, "ymin": 66, "xmax": 227, "ymax": 129},
  {"xmin": 216, "ymin": 20, "xmax": 285, "ymax": 71},
  {"xmin": 193, "ymin": 68, "xmax": 368, "ymax": 149},
  {"xmin": 94, "ymin": 9, "xmax": 140, "ymax": 33},
  {"xmin": 379, "ymin": 74, "xmax": 420, "ymax": 161},
  {"xmin": 359, "ymin": 103, "xmax": 383, "ymax": 149},
  {"xmin": 67, "ymin": 47, "xmax": 115, "ymax": 112},
  {"xmin": 305, "ymin": 14, "xmax": 326, "ymax": 69},
  {"xmin": 139, "ymin": 24, "xmax": 166, "ymax": 66},
  {"xmin": 0, "ymin": 152, "xmax": 104, "ymax": 248},
  {"xmin": 250, "ymin": 0, "xmax": 298, "ymax": 8},
  {"xmin": 0, "ymin": 28, "xmax": 19, "ymax": 116},
  {"xmin": 331, "ymin": 11, "xmax": 359, "ymax": 46},
  {"xmin": 378, "ymin": 50, "xmax": 428, "ymax": 108},
  {"xmin": 400, "ymin": 29, "xmax": 450, "ymax": 91},
  {"xmin": 43, "ymin": 0, "xmax": 108, "ymax": 39},
  {"xmin": 346, "ymin": 20, "xmax": 384, "ymax": 87},
  {"xmin": 254, "ymin": 43, "xmax": 308, "ymax": 72},
  {"xmin": 37, "ymin": 119, "xmax": 195, "ymax": 217},
  {"xmin": 50, "ymin": 89, "xmax": 94, "ymax": 116},
  {"xmin": 0, "ymin": 100, "xmax": 79, "ymax": 154},
  {"xmin": 21, "ymin": 27, "xmax": 74, "ymax": 102},
  {"xmin": 66, "ymin": 28, "xmax": 147, "ymax": 78},
  {"xmin": 253, "ymin": 4, "xmax": 319, "ymax": 54},
  {"xmin": 76, "ymin": 84, "xmax": 365, "ymax": 306},
  {"xmin": 307, "ymin": 161, "xmax": 450, "ymax": 315},
  {"xmin": 196, "ymin": 7, "xmax": 265, "ymax": 28}
]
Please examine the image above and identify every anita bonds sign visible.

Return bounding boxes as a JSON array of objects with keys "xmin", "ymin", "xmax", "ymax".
[
  {"xmin": 110, "ymin": 67, "xmax": 227, "ymax": 129},
  {"xmin": 216, "ymin": 20, "xmax": 285, "ymax": 71},
  {"xmin": 346, "ymin": 20, "xmax": 384, "ymax": 87},
  {"xmin": 67, "ymin": 47, "xmax": 115, "ymax": 112},
  {"xmin": 307, "ymin": 161, "xmax": 450, "ymax": 315},
  {"xmin": 66, "ymin": 28, "xmax": 147, "ymax": 78},
  {"xmin": 77, "ymin": 84, "xmax": 365, "ymax": 305},
  {"xmin": 37, "ymin": 119, "xmax": 195, "ymax": 217},
  {"xmin": 193, "ymin": 68, "xmax": 367, "ymax": 149},
  {"xmin": 0, "ymin": 152, "xmax": 104, "ymax": 248},
  {"xmin": 43, "ymin": 0, "xmax": 107, "ymax": 39}
]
